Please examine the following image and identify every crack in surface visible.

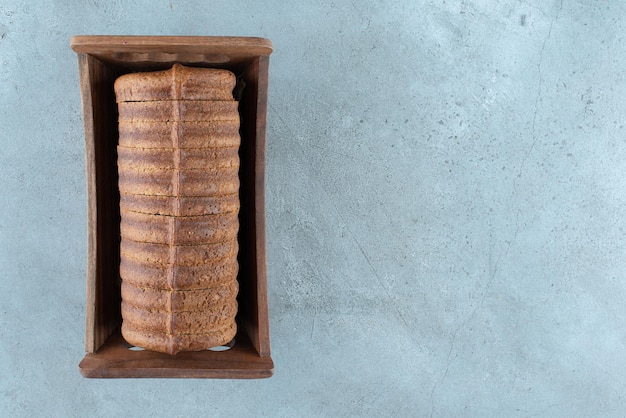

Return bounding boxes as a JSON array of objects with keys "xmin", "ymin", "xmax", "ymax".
[
  {"xmin": 429, "ymin": 208, "xmax": 521, "ymax": 417},
  {"xmin": 310, "ymin": 307, "xmax": 318, "ymax": 340},
  {"xmin": 513, "ymin": 0, "xmax": 562, "ymax": 194},
  {"xmin": 521, "ymin": 0, "xmax": 548, "ymax": 17},
  {"xmin": 428, "ymin": 318, "xmax": 463, "ymax": 418},
  {"xmin": 427, "ymin": 3, "xmax": 560, "ymax": 397},
  {"xmin": 270, "ymin": 103, "xmax": 420, "ymax": 346}
]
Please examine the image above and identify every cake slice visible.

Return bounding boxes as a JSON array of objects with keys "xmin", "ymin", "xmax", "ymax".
[
  {"xmin": 118, "ymin": 120, "xmax": 241, "ymax": 149},
  {"xmin": 119, "ymin": 193, "xmax": 240, "ymax": 217}
]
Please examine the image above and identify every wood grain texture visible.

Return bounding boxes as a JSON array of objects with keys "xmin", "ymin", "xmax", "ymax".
[
  {"xmin": 253, "ymin": 56, "xmax": 271, "ymax": 358},
  {"xmin": 71, "ymin": 36, "xmax": 273, "ymax": 55},
  {"xmin": 78, "ymin": 53, "xmax": 122, "ymax": 353},
  {"xmin": 79, "ymin": 329, "xmax": 273, "ymax": 378},
  {"xmin": 71, "ymin": 36, "xmax": 273, "ymax": 73},
  {"xmin": 238, "ymin": 56, "xmax": 272, "ymax": 358}
]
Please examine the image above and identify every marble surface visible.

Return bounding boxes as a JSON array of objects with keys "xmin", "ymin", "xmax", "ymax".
[{"xmin": 1, "ymin": 1, "xmax": 625, "ymax": 416}]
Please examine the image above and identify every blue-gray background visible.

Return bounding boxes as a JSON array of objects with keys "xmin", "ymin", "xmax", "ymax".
[{"xmin": 1, "ymin": 1, "xmax": 625, "ymax": 416}]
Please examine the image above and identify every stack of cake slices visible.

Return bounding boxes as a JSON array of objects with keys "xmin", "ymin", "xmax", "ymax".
[{"xmin": 114, "ymin": 64, "xmax": 240, "ymax": 355}]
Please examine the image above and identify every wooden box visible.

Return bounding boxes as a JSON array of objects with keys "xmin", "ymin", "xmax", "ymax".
[{"xmin": 71, "ymin": 36, "xmax": 273, "ymax": 378}]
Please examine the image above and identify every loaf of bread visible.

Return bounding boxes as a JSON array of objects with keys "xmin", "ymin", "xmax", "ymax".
[{"xmin": 114, "ymin": 64, "xmax": 240, "ymax": 355}]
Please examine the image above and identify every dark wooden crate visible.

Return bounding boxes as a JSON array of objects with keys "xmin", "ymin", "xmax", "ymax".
[{"xmin": 71, "ymin": 36, "xmax": 273, "ymax": 378}]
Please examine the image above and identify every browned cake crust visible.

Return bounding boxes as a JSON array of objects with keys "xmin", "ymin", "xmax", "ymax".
[
  {"xmin": 118, "ymin": 165, "xmax": 240, "ymax": 197},
  {"xmin": 119, "ymin": 193, "xmax": 239, "ymax": 216},
  {"xmin": 120, "ymin": 238, "xmax": 238, "ymax": 266},
  {"xmin": 114, "ymin": 64, "xmax": 236, "ymax": 103},
  {"xmin": 121, "ymin": 300, "xmax": 237, "ymax": 334},
  {"xmin": 121, "ymin": 279, "xmax": 239, "ymax": 312},
  {"xmin": 120, "ymin": 255, "xmax": 239, "ymax": 290},
  {"xmin": 116, "ymin": 64, "xmax": 241, "ymax": 355},
  {"xmin": 121, "ymin": 321, "xmax": 237, "ymax": 354},
  {"xmin": 118, "ymin": 100, "xmax": 239, "ymax": 123},
  {"xmin": 120, "ymin": 210, "xmax": 239, "ymax": 245},
  {"xmin": 117, "ymin": 146, "xmax": 240, "ymax": 170},
  {"xmin": 117, "ymin": 121, "xmax": 241, "ymax": 149}
]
